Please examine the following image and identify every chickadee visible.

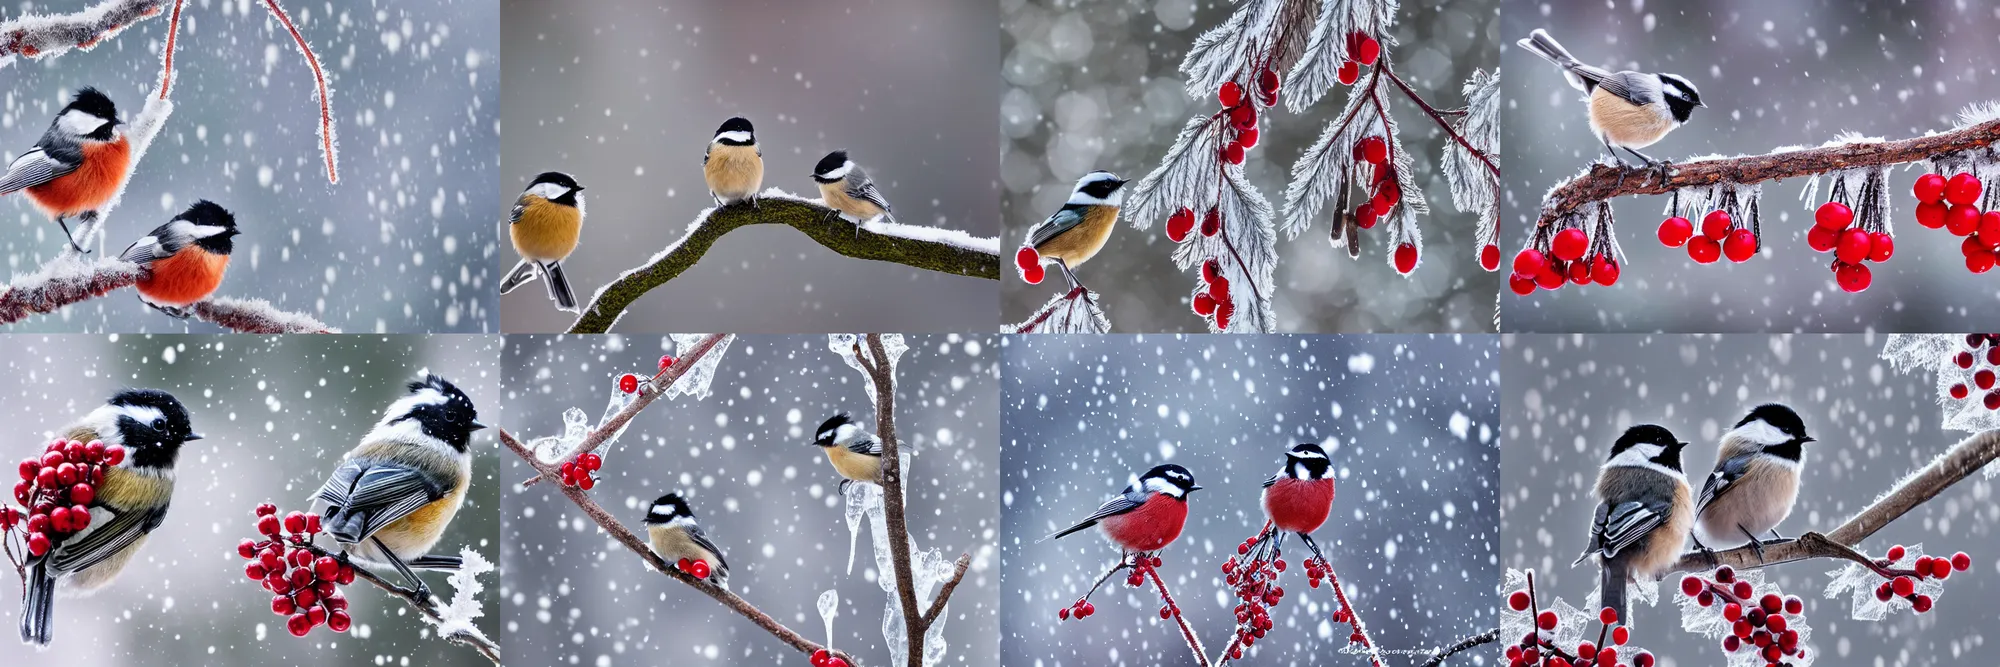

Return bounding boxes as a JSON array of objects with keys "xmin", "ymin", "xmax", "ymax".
[
  {"xmin": 1043, "ymin": 464, "xmax": 1202, "ymax": 555},
  {"xmin": 21, "ymin": 389, "xmax": 199, "ymax": 646},
  {"xmin": 313, "ymin": 375, "xmax": 485, "ymax": 599},
  {"xmin": 1026, "ymin": 171, "xmax": 1126, "ymax": 289},
  {"xmin": 812, "ymin": 150, "xmax": 894, "ymax": 238},
  {"xmin": 500, "ymin": 171, "xmax": 585, "ymax": 312},
  {"xmin": 117, "ymin": 200, "xmax": 239, "ymax": 318},
  {"xmin": 810, "ymin": 412, "xmax": 881, "ymax": 494},
  {"xmin": 1574, "ymin": 424, "xmax": 1693, "ymax": 623},
  {"xmin": 704, "ymin": 117, "xmax": 762, "ymax": 207},
  {"xmin": 1517, "ymin": 29, "xmax": 1704, "ymax": 169},
  {"xmin": 1262, "ymin": 443, "xmax": 1334, "ymax": 549},
  {"xmin": 0, "ymin": 87, "xmax": 131, "ymax": 252},
  {"xmin": 643, "ymin": 493, "xmax": 730, "ymax": 587},
  {"xmin": 1694, "ymin": 404, "xmax": 1814, "ymax": 561}
]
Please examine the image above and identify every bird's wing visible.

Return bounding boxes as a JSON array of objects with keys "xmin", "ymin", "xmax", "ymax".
[
  {"xmin": 1696, "ymin": 451, "xmax": 1759, "ymax": 511},
  {"xmin": 1595, "ymin": 71, "xmax": 1653, "ymax": 108},
  {"xmin": 314, "ymin": 459, "xmax": 446, "ymax": 538},
  {"xmin": 45, "ymin": 504, "xmax": 167, "ymax": 574},
  {"xmin": 1573, "ymin": 501, "xmax": 1612, "ymax": 566},
  {"xmin": 1043, "ymin": 488, "xmax": 1146, "ymax": 541},
  {"xmin": 846, "ymin": 169, "xmax": 892, "ymax": 213},
  {"xmin": 508, "ymin": 193, "xmax": 533, "ymax": 224},
  {"xmin": 1261, "ymin": 472, "xmax": 1281, "ymax": 488},
  {"xmin": 685, "ymin": 523, "xmax": 730, "ymax": 571},
  {"xmin": 844, "ymin": 434, "xmax": 884, "ymax": 457},
  {"xmin": 702, "ymin": 143, "xmax": 711, "ymax": 165},
  {"xmin": 1592, "ymin": 499, "xmax": 1668, "ymax": 560},
  {"xmin": 0, "ymin": 147, "xmax": 76, "ymax": 195},
  {"xmin": 1029, "ymin": 205, "xmax": 1090, "ymax": 248},
  {"xmin": 118, "ymin": 221, "xmax": 192, "ymax": 265}
]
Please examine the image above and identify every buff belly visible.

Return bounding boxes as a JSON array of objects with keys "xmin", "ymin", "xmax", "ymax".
[
  {"xmin": 511, "ymin": 197, "xmax": 582, "ymax": 261},
  {"xmin": 824, "ymin": 447, "xmax": 882, "ymax": 483},
  {"xmin": 28, "ymin": 138, "xmax": 131, "ymax": 216},
  {"xmin": 350, "ymin": 479, "xmax": 468, "ymax": 564},
  {"xmin": 819, "ymin": 181, "xmax": 885, "ymax": 220},
  {"xmin": 1034, "ymin": 206, "xmax": 1118, "ymax": 268},
  {"xmin": 1624, "ymin": 480, "xmax": 1692, "ymax": 580},
  {"xmin": 648, "ymin": 526, "xmax": 723, "ymax": 576},
  {"xmin": 705, "ymin": 146, "xmax": 763, "ymax": 202},
  {"xmin": 1589, "ymin": 88, "xmax": 1674, "ymax": 149},
  {"xmin": 1695, "ymin": 458, "xmax": 1798, "ymax": 546}
]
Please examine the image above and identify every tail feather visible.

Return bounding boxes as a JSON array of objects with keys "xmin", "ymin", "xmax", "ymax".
[
  {"xmin": 407, "ymin": 554, "xmax": 462, "ymax": 571},
  {"xmin": 498, "ymin": 259, "xmax": 538, "ymax": 295},
  {"xmin": 1518, "ymin": 28, "xmax": 1590, "ymax": 92},
  {"xmin": 20, "ymin": 561, "xmax": 55, "ymax": 646},
  {"xmin": 323, "ymin": 508, "xmax": 368, "ymax": 545},
  {"xmin": 1039, "ymin": 520, "xmax": 1096, "ymax": 544},
  {"xmin": 1599, "ymin": 560, "xmax": 1626, "ymax": 625},
  {"xmin": 543, "ymin": 262, "xmax": 578, "ymax": 312}
]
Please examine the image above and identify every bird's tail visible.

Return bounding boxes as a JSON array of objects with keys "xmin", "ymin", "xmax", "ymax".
[
  {"xmin": 542, "ymin": 262, "xmax": 578, "ymax": 312},
  {"xmin": 407, "ymin": 554, "xmax": 463, "ymax": 571},
  {"xmin": 1517, "ymin": 29, "xmax": 1590, "ymax": 92},
  {"xmin": 19, "ymin": 561, "xmax": 55, "ymax": 646},
  {"xmin": 1598, "ymin": 560, "xmax": 1626, "ymax": 625},
  {"xmin": 1039, "ymin": 520, "xmax": 1095, "ymax": 544},
  {"xmin": 498, "ymin": 259, "xmax": 538, "ymax": 295},
  {"xmin": 323, "ymin": 507, "xmax": 369, "ymax": 546}
]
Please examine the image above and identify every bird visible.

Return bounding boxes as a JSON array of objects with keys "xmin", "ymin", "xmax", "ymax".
[
  {"xmin": 500, "ymin": 171, "xmax": 585, "ymax": 312},
  {"xmin": 117, "ymin": 200, "xmax": 240, "ymax": 318},
  {"xmin": 313, "ymin": 375, "xmax": 485, "ymax": 600},
  {"xmin": 811, "ymin": 150, "xmax": 894, "ymax": 238},
  {"xmin": 1262, "ymin": 443, "xmax": 1335, "ymax": 551},
  {"xmin": 1693, "ymin": 404, "xmax": 1814, "ymax": 562},
  {"xmin": 643, "ymin": 493, "xmax": 730, "ymax": 587},
  {"xmin": 0, "ymin": 87, "xmax": 132, "ymax": 253},
  {"xmin": 704, "ymin": 117, "xmax": 763, "ymax": 207},
  {"xmin": 1043, "ymin": 463, "xmax": 1202, "ymax": 555},
  {"xmin": 1516, "ymin": 29, "xmax": 1705, "ymax": 170},
  {"xmin": 20, "ymin": 389, "xmax": 200, "ymax": 646},
  {"xmin": 1574, "ymin": 424, "xmax": 1693, "ymax": 623},
  {"xmin": 810, "ymin": 412, "xmax": 881, "ymax": 495},
  {"xmin": 1026, "ymin": 170, "xmax": 1126, "ymax": 289}
]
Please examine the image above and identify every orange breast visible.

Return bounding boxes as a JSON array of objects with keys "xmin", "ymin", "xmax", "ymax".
[
  {"xmin": 27, "ymin": 137, "xmax": 131, "ymax": 216},
  {"xmin": 136, "ymin": 246, "xmax": 229, "ymax": 307}
]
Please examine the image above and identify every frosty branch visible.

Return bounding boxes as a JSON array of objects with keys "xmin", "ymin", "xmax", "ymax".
[
  {"xmin": 0, "ymin": 257, "xmax": 335, "ymax": 332},
  {"xmin": 1536, "ymin": 119, "xmax": 2000, "ymax": 228},
  {"xmin": 1417, "ymin": 628, "xmax": 1499, "ymax": 667},
  {"xmin": 851, "ymin": 333, "xmax": 973, "ymax": 667},
  {"xmin": 0, "ymin": 0, "xmax": 169, "ymax": 64},
  {"xmin": 1667, "ymin": 429, "xmax": 2000, "ymax": 573},
  {"xmin": 516, "ymin": 332, "xmax": 729, "ymax": 487},
  {"xmin": 291, "ymin": 540, "xmax": 501, "ymax": 663},
  {"xmin": 568, "ymin": 197, "xmax": 1000, "ymax": 334}
]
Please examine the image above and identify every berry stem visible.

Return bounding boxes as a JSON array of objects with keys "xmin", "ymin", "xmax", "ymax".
[
  {"xmin": 289, "ymin": 535, "xmax": 500, "ymax": 662},
  {"xmin": 1382, "ymin": 65, "xmax": 1499, "ymax": 178},
  {"xmin": 156, "ymin": 0, "xmax": 183, "ymax": 99},
  {"xmin": 258, "ymin": 0, "xmax": 338, "ymax": 184},
  {"xmin": 1142, "ymin": 558, "xmax": 1212, "ymax": 667},
  {"xmin": 519, "ymin": 334, "xmax": 733, "ymax": 488}
]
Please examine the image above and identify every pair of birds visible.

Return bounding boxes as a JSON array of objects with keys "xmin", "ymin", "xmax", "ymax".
[
  {"xmin": 20, "ymin": 376, "xmax": 485, "ymax": 646},
  {"xmin": 1577, "ymin": 404, "xmax": 1814, "ymax": 622},
  {"xmin": 634, "ymin": 411, "xmax": 891, "ymax": 588},
  {"xmin": 1041, "ymin": 444, "xmax": 1336, "ymax": 574},
  {"xmin": 499, "ymin": 117, "xmax": 900, "ymax": 312},
  {"xmin": 0, "ymin": 88, "xmax": 244, "ymax": 317}
]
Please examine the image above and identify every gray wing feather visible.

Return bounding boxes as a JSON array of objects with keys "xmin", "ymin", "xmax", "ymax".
[
  {"xmin": 845, "ymin": 169, "xmax": 893, "ymax": 213},
  {"xmin": 1593, "ymin": 500, "xmax": 1667, "ymax": 559},
  {"xmin": 1697, "ymin": 452, "xmax": 1758, "ymax": 510},
  {"xmin": 1029, "ymin": 206, "xmax": 1088, "ymax": 248},
  {"xmin": 508, "ymin": 193, "xmax": 531, "ymax": 224},
  {"xmin": 118, "ymin": 222, "xmax": 191, "ymax": 265},
  {"xmin": 0, "ymin": 148, "xmax": 72, "ymax": 195},
  {"xmin": 1044, "ymin": 487, "xmax": 1146, "ymax": 541},
  {"xmin": 844, "ymin": 435, "xmax": 883, "ymax": 457},
  {"xmin": 46, "ymin": 506, "xmax": 164, "ymax": 574},
  {"xmin": 685, "ymin": 524, "xmax": 731, "ymax": 572},
  {"xmin": 316, "ymin": 460, "xmax": 445, "ymax": 538},
  {"xmin": 1261, "ymin": 472, "xmax": 1281, "ymax": 488},
  {"xmin": 1595, "ymin": 71, "xmax": 1655, "ymax": 107}
]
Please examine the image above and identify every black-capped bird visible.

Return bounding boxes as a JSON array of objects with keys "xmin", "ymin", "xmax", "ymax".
[
  {"xmin": 810, "ymin": 412, "xmax": 881, "ymax": 495},
  {"xmin": 500, "ymin": 171, "xmax": 585, "ymax": 312},
  {"xmin": 20, "ymin": 389, "xmax": 200, "ymax": 646},
  {"xmin": 812, "ymin": 150, "xmax": 894, "ymax": 237},
  {"xmin": 1575, "ymin": 424, "xmax": 1693, "ymax": 623},
  {"xmin": 0, "ymin": 87, "xmax": 133, "ymax": 252},
  {"xmin": 118, "ymin": 200, "xmax": 240, "ymax": 318},
  {"xmin": 1026, "ymin": 171, "xmax": 1126, "ymax": 289},
  {"xmin": 704, "ymin": 117, "xmax": 762, "ymax": 207},
  {"xmin": 1517, "ymin": 28, "xmax": 1705, "ymax": 169},
  {"xmin": 1694, "ymin": 404, "xmax": 1814, "ymax": 561},
  {"xmin": 643, "ymin": 493, "xmax": 730, "ymax": 586},
  {"xmin": 313, "ymin": 375, "xmax": 484, "ymax": 599}
]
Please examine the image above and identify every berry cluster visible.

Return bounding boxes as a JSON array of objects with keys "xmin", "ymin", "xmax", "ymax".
[
  {"xmin": 1332, "ymin": 31, "xmax": 1382, "ymax": 86},
  {"xmin": 1911, "ymin": 172, "xmax": 2000, "ymax": 273},
  {"xmin": 1189, "ymin": 258, "xmax": 1237, "ymax": 329},
  {"xmin": 1865, "ymin": 544, "xmax": 1970, "ymax": 612},
  {"xmin": 1214, "ymin": 66, "xmax": 1278, "ymax": 165},
  {"xmin": 1504, "ymin": 575, "xmax": 1655, "ymax": 667},
  {"xmin": 1677, "ymin": 567, "xmax": 1806, "ymax": 667},
  {"xmin": 4, "ymin": 439, "xmax": 124, "ymax": 563},
  {"xmin": 1945, "ymin": 334, "xmax": 2000, "ymax": 410},
  {"xmin": 1508, "ymin": 229, "xmax": 1621, "ymax": 295},
  {"xmin": 1218, "ymin": 540, "xmax": 1289, "ymax": 658},
  {"xmin": 1799, "ymin": 174, "xmax": 1893, "ymax": 291},
  {"xmin": 1055, "ymin": 554, "xmax": 1170, "ymax": 623},
  {"xmin": 558, "ymin": 452, "xmax": 602, "ymax": 490},
  {"xmin": 808, "ymin": 649, "xmax": 851, "ymax": 667},
  {"xmin": 1659, "ymin": 209, "xmax": 1761, "ymax": 265},
  {"xmin": 673, "ymin": 556, "xmax": 713, "ymax": 580},
  {"xmin": 617, "ymin": 372, "xmax": 640, "ymax": 394},
  {"xmin": 1014, "ymin": 246, "xmax": 1046, "ymax": 285},
  {"xmin": 239, "ymin": 503, "xmax": 354, "ymax": 637}
]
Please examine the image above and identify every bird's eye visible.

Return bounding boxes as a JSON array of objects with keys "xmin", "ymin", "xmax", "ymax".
[{"xmin": 152, "ymin": 417, "xmax": 166, "ymax": 429}]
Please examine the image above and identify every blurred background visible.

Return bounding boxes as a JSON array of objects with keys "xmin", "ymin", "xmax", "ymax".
[
  {"xmin": 999, "ymin": 0, "xmax": 1502, "ymax": 333},
  {"xmin": 498, "ymin": 0, "xmax": 1001, "ymax": 333},
  {"xmin": 1502, "ymin": 1, "xmax": 2000, "ymax": 332},
  {"xmin": 0, "ymin": 0, "xmax": 498, "ymax": 332},
  {"xmin": 1502, "ymin": 334, "xmax": 2000, "ymax": 665},
  {"xmin": 498, "ymin": 334, "xmax": 999, "ymax": 665},
  {"xmin": 1001, "ymin": 334, "xmax": 1499, "ymax": 665},
  {"xmin": 0, "ymin": 334, "xmax": 501, "ymax": 666}
]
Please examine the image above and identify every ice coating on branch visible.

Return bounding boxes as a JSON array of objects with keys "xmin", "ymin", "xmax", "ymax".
[
  {"xmin": 424, "ymin": 547, "xmax": 496, "ymax": 648},
  {"xmin": 828, "ymin": 333, "xmax": 906, "ymax": 411},
  {"xmin": 1883, "ymin": 334, "xmax": 2000, "ymax": 445},
  {"xmin": 818, "ymin": 589, "xmax": 840, "ymax": 647},
  {"xmin": 529, "ymin": 407, "xmax": 592, "ymax": 463},
  {"xmin": 1177, "ymin": 0, "xmax": 1286, "ymax": 99},
  {"xmin": 1288, "ymin": 0, "xmax": 1401, "ymax": 111},
  {"xmin": 1823, "ymin": 543, "xmax": 1945, "ymax": 622},
  {"xmin": 0, "ymin": 0, "xmax": 168, "ymax": 66},
  {"xmin": 1500, "ymin": 569, "xmax": 1590, "ymax": 650},
  {"xmin": 1003, "ymin": 288, "xmax": 1110, "ymax": 334},
  {"xmin": 664, "ymin": 333, "xmax": 732, "ymax": 400}
]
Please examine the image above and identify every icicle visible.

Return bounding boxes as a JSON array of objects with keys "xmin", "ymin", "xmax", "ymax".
[{"xmin": 818, "ymin": 589, "xmax": 840, "ymax": 647}]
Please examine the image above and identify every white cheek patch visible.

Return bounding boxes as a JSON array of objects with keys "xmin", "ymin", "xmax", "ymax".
[
  {"xmin": 1731, "ymin": 419, "xmax": 1792, "ymax": 447},
  {"xmin": 118, "ymin": 404, "xmax": 165, "ymax": 426},
  {"xmin": 527, "ymin": 182, "xmax": 570, "ymax": 200},
  {"xmin": 714, "ymin": 131, "xmax": 753, "ymax": 144},
  {"xmin": 649, "ymin": 503, "xmax": 679, "ymax": 517},
  {"xmin": 188, "ymin": 224, "xmax": 231, "ymax": 239},
  {"xmin": 58, "ymin": 109, "xmax": 109, "ymax": 136},
  {"xmin": 1143, "ymin": 476, "xmax": 1185, "ymax": 497},
  {"xmin": 834, "ymin": 423, "xmax": 860, "ymax": 442},
  {"xmin": 381, "ymin": 388, "xmax": 448, "ymax": 424},
  {"xmin": 820, "ymin": 162, "xmax": 855, "ymax": 180}
]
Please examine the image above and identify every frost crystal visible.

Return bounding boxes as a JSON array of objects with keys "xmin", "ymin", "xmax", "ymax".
[
  {"xmin": 424, "ymin": 547, "xmax": 495, "ymax": 646},
  {"xmin": 1883, "ymin": 334, "xmax": 2000, "ymax": 443},
  {"xmin": 1446, "ymin": 69, "xmax": 1501, "ymax": 252},
  {"xmin": 1823, "ymin": 543, "xmax": 1945, "ymax": 622},
  {"xmin": 1499, "ymin": 569, "xmax": 1588, "ymax": 649},
  {"xmin": 828, "ymin": 334, "xmax": 907, "ymax": 411},
  {"xmin": 1003, "ymin": 289, "xmax": 1110, "ymax": 334},
  {"xmin": 664, "ymin": 334, "xmax": 733, "ymax": 400}
]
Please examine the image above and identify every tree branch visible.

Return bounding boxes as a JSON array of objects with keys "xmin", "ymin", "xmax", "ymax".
[
  {"xmin": 257, "ymin": 0, "xmax": 337, "ymax": 183},
  {"xmin": 1146, "ymin": 563, "xmax": 1210, "ymax": 667},
  {"xmin": 567, "ymin": 196, "xmax": 1000, "ymax": 334},
  {"xmin": 1668, "ymin": 429, "xmax": 2000, "ymax": 573},
  {"xmin": 186, "ymin": 297, "xmax": 336, "ymax": 333},
  {"xmin": 0, "ymin": 0, "xmax": 168, "ymax": 65},
  {"xmin": 862, "ymin": 334, "xmax": 925, "ymax": 667},
  {"xmin": 290, "ymin": 541, "xmax": 500, "ymax": 664},
  {"xmin": 517, "ymin": 333, "xmax": 731, "ymax": 487},
  {"xmin": 1417, "ymin": 628, "xmax": 1499, "ymax": 667},
  {"xmin": 919, "ymin": 553, "xmax": 971, "ymax": 628},
  {"xmin": 498, "ymin": 428, "xmax": 860, "ymax": 666},
  {"xmin": 1538, "ymin": 119, "xmax": 2000, "ymax": 228},
  {"xmin": 0, "ymin": 258, "xmax": 331, "ymax": 331}
]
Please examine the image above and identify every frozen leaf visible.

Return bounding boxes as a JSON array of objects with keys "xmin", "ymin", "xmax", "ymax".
[{"xmin": 1824, "ymin": 543, "xmax": 1945, "ymax": 622}]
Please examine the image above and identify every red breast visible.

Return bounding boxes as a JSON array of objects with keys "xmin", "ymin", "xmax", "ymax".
[
  {"xmin": 135, "ymin": 245, "xmax": 229, "ymax": 307},
  {"xmin": 1263, "ymin": 477, "xmax": 1334, "ymax": 534},
  {"xmin": 1099, "ymin": 494, "xmax": 1188, "ymax": 552},
  {"xmin": 26, "ymin": 136, "xmax": 131, "ymax": 217}
]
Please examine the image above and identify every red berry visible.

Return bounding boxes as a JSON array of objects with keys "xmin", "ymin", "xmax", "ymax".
[
  {"xmin": 1393, "ymin": 243, "xmax": 1418, "ymax": 274},
  {"xmin": 1982, "ymin": 211, "xmax": 2000, "ymax": 241},
  {"xmin": 1567, "ymin": 259, "xmax": 1591, "ymax": 285},
  {"xmin": 101, "ymin": 444, "xmax": 124, "ymax": 466},
  {"xmin": 1208, "ymin": 275, "xmax": 1229, "ymax": 305},
  {"xmin": 1219, "ymin": 81, "xmax": 1243, "ymax": 108},
  {"xmin": 1513, "ymin": 249, "xmax": 1548, "ymax": 276},
  {"xmin": 578, "ymin": 475, "xmax": 596, "ymax": 491},
  {"xmin": 1356, "ymin": 36, "xmax": 1381, "ymax": 66},
  {"xmin": 256, "ymin": 502, "xmax": 279, "ymax": 518},
  {"xmin": 1021, "ymin": 262, "xmax": 1045, "ymax": 285},
  {"xmin": 1537, "ymin": 610, "xmax": 1558, "ymax": 630},
  {"xmin": 1680, "ymin": 576, "xmax": 1703, "ymax": 597},
  {"xmin": 1201, "ymin": 208, "xmax": 1222, "ymax": 237},
  {"xmin": 1953, "ymin": 551, "xmax": 1972, "ymax": 571},
  {"xmin": 581, "ymin": 452, "xmax": 603, "ymax": 471},
  {"xmin": 1337, "ymin": 60, "xmax": 1360, "ymax": 85},
  {"xmin": 316, "ymin": 556, "xmax": 341, "ymax": 580},
  {"xmin": 1599, "ymin": 606, "xmax": 1619, "ymax": 626},
  {"xmin": 827, "ymin": 658, "xmax": 850, "ymax": 667},
  {"xmin": 1360, "ymin": 137, "xmax": 1388, "ymax": 165},
  {"xmin": 1015, "ymin": 246, "xmax": 1038, "ymax": 272},
  {"xmin": 1978, "ymin": 369, "xmax": 1995, "ymax": 390},
  {"xmin": 1509, "ymin": 273, "xmax": 1536, "ymax": 295},
  {"xmin": 1688, "ymin": 235, "xmax": 1722, "ymax": 264},
  {"xmin": 1952, "ymin": 383, "xmax": 1970, "ymax": 399},
  {"xmin": 1784, "ymin": 596, "xmax": 1804, "ymax": 615},
  {"xmin": 1701, "ymin": 210, "xmax": 1732, "ymax": 240},
  {"xmin": 1724, "ymin": 228, "xmax": 1758, "ymax": 262},
  {"xmin": 287, "ymin": 613, "xmax": 312, "ymax": 637},
  {"xmin": 1869, "ymin": 232, "xmax": 1895, "ymax": 262},
  {"xmin": 283, "ymin": 511, "xmax": 307, "ymax": 534},
  {"xmin": 690, "ymin": 559, "xmax": 711, "ymax": 579},
  {"xmin": 619, "ymin": 374, "xmax": 640, "ymax": 394},
  {"xmin": 1634, "ymin": 651, "xmax": 1655, "ymax": 667},
  {"xmin": 1230, "ymin": 104, "xmax": 1257, "ymax": 131},
  {"xmin": 813, "ymin": 649, "xmax": 833, "ymax": 667},
  {"xmin": 1611, "ymin": 625, "xmax": 1630, "ymax": 646},
  {"xmin": 1480, "ymin": 244, "xmax": 1501, "ymax": 271},
  {"xmin": 327, "ymin": 611, "xmax": 352, "ymax": 633},
  {"xmin": 1946, "ymin": 173, "xmax": 1983, "ymax": 206},
  {"xmin": 1915, "ymin": 173, "xmax": 1948, "ymax": 203},
  {"xmin": 1192, "ymin": 292, "xmax": 1217, "ymax": 316},
  {"xmin": 68, "ymin": 505, "xmax": 88, "ymax": 531},
  {"xmin": 1535, "ymin": 263, "xmax": 1566, "ymax": 291},
  {"xmin": 258, "ymin": 515, "xmax": 282, "ymax": 536},
  {"xmin": 1658, "ymin": 216, "xmax": 1693, "ymax": 247},
  {"xmin": 1354, "ymin": 202, "xmax": 1378, "ymax": 229},
  {"xmin": 26, "ymin": 531, "xmax": 49, "ymax": 556},
  {"xmin": 1913, "ymin": 594, "xmax": 1934, "ymax": 613},
  {"xmin": 1893, "ymin": 575, "xmax": 1916, "ymax": 597},
  {"xmin": 1221, "ymin": 141, "xmax": 1245, "ymax": 165},
  {"xmin": 1234, "ymin": 126, "xmax": 1260, "ymax": 150},
  {"xmin": 1215, "ymin": 300, "xmax": 1234, "ymax": 329},
  {"xmin": 1165, "ymin": 208, "xmax": 1195, "ymax": 242},
  {"xmin": 1968, "ymin": 249, "xmax": 1995, "ymax": 274},
  {"xmin": 1814, "ymin": 201, "xmax": 1854, "ymax": 230},
  {"xmin": 1375, "ymin": 178, "xmax": 1402, "ymax": 208},
  {"xmin": 1805, "ymin": 224, "xmax": 1838, "ymax": 253},
  {"xmin": 17, "ymin": 460, "xmax": 36, "ymax": 482},
  {"xmin": 1980, "ymin": 391, "xmax": 1998, "ymax": 409},
  {"xmin": 1916, "ymin": 200, "xmax": 1949, "ymax": 229},
  {"xmin": 1836, "ymin": 261, "xmax": 1873, "ymax": 292},
  {"xmin": 1508, "ymin": 590, "xmax": 1531, "ymax": 611},
  {"xmin": 1948, "ymin": 204, "xmax": 1981, "ymax": 236},
  {"xmin": 1551, "ymin": 228, "xmax": 1589, "ymax": 261},
  {"xmin": 1834, "ymin": 228, "xmax": 1871, "ymax": 264},
  {"xmin": 1257, "ymin": 68, "xmax": 1280, "ymax": 96},
  {"xmin": 70, "ymin": 482, "xmax": 93, "ymax": 505}
]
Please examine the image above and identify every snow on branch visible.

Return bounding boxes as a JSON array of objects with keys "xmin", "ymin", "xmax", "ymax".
[
  {"xmin": 257, "ymin": 0, "xmax": 337, "ymax": 183},
  {"xmin": 1416, "ymin": 628, "xmax": 1499, "ymax": 667},
  {"xmin": 285, "ymin": 538, "xmax": 500, "ymax": 662},
  {"xmin": 568, "ymin": 191, "xmax": 1000, "ymax": 334},
  {"xmin": 186, "ymin": 297, "xmax": 336, "ymax": 333},
  {"xmin": 0, "ymin": 0, "xmax": 169, "ymax": 66},
  {"xmin": 0, "ymin": 254, "xmax": 333, "ymax": 332},
  {"xmin": 1536, "ymin": 118, "xmax": 2000, "ymax": 229}
]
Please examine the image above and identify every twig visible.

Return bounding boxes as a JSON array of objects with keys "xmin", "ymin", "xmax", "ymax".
[
  {"xmin": 291, "ymin": 541, "xmax": 500, "ymax": 664},
  {"xmin": 0, "ymin": 0, "xmax": 168, "ymax": 64},
  {"xmin": 1667, "ymin": 429, "xmax": 2000, "ymax": 573},
  {"xmin": 1383, "ymin": 65, "xmax": 1499, "ymax": 178},
  {"xmin": 1417, "ymin": 628, "xmax": 1500, "ymax": 667},
  {"xmin": 258, "ymin": 0, "xmax": 337, "ymax": 183},
  {"xmin": 919, "ymin": 554, "xmax": 971, "ymax": 628},
  {"xmin": 1538, "ymin": 119, "xmax": 2000, "ymax": 229},
  {"xmin": 186, "ymin": 296, "xmax": 337, "ymax": 333},
  {"xmin": 567, "ymin": 197, "xmax": 1000, "ymax": 334},
  {"xmin": 1145, "ymin": 562, "xmax": 1211, "ymax": 667},
  {"xmin": 1005, "ymin": 285, "xmax": 1107, "ymax": 334},
  {"xmin": 498, "ymin": 428, "xmax": 860, "ymax": 666},
  {"xmin": 156, "ymin": 0, "xmax": 182, "ymax": 98},
  {"xmin": 0, "ymin": 257, "xmax": 331, "ymax": 331},
  {"xmin": 518, "ymin": 333, "xmax": 731, "ymax": 487},
  {"xmin": 862, "ymin": 334, "xmax": 924, "ymax": 667}
]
